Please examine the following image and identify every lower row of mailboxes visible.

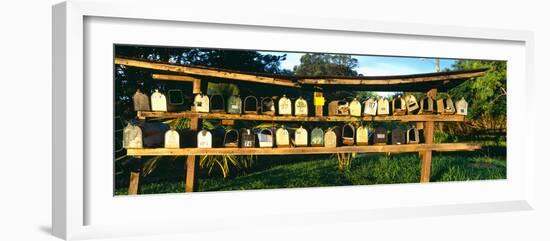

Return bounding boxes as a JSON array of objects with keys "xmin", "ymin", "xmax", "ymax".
[{"xmin": 123, "ymin": 122, "xmax": 425, "ymax": 149}]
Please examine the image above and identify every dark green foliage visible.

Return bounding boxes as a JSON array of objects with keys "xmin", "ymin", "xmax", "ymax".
[{"xmin": 450, "ymin": 60, "xmax": 506, "ymax": 130}]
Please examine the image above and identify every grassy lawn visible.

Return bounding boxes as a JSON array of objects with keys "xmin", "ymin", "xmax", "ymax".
[{"xmin": 114, "ymin": 146, "xmax": 506, "ymax": 195}]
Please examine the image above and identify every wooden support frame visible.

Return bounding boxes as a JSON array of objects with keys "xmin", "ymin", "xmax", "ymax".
[
  {"xmin": 185, "ymin": 117, "xmax": 201, "ymax": 192},
  {"xmin": 137, "ymin": 111, "xmax": 465, "ymax": 122},
  {"xmin": 420, "ymin": 88, "xmax": 438, "ymax": 183},
  {"xmin": 152, "ymin": 73, "xmax": 202, "ymax": 94},
  {"xmin": 127, "ymin": 143, "xmax": 480, "ymax": 156}
]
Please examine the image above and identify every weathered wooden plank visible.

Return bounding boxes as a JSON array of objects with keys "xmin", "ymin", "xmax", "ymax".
[
  {"xmin": 299, "ymin": 72, "xmax": 486, "ymax": 85},
  {"xmin": 116, "ymin": 57, "xmax": 487, "ymax": 90},
  {"xmin": 152, "ymin": 74, "xmax": 200, "ymax": 82},
  {"xmin": 126, "ymin": 143, "xmax": 481, "ymax": 156},
  {"xmin": 137, "ymin": 111, "xmax": 465, "ymax": 122},
  {"xmin": 115, "ymin": 57, "xmax": 299, "ymax": 88}
]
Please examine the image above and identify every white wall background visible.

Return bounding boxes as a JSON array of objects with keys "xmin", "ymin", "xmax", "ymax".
[{"xmin": 0, "ymin": 0, "xmax": 548, "ymax": 240}]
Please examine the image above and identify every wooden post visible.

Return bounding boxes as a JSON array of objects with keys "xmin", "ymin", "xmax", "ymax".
[
  {"xmin": 420, "ymin": 88, "xmax": 437, "ymax": 183},
  {"xmin": 185, "ymin": 117, "xmax": 201, "ymax": 192},
  {"xmin": 128, "ymin": 114, "xmax": 146, "ymax": 195},
  {"xmin": 128, "ymin": 168, "xmax": 141, "ymax": 195},
  {"xmin": 185, "ymin": 79, "xmax": 206, "ymax": 192},
  {"xmin": 314, "ymin": 87, "xmax": 324, "ymax": 117}
]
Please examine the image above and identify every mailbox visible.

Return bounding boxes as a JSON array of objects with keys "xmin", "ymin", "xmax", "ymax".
[
  {"xmin": 275, "ymin": 127, "xmax": 290, "ymax": 147},
  {"xmin": 328, "ymin": 100, "xmax": 349, "ymax": 116},
  {"xmin": 123, "ymin": 123, "xmax": 143, "ymax": 148},
  {"xmin": 164, "ymin": 128, "xmax": 180, "ymax": 148},
  {"xmin": 310, "ymin": 127, "xmax": 324, "ymax": 147},
  {"xmin": 363, "ymin": 98, "xmax": 377, "ymax": 116},
  {"xmin": 342, "ymin": 123, "xmax": 355, "ymax": 146},
  {"xmin": 132, "ymin": 89, "xmax": 150, "ymax": 111},
  {"xmin": 294, "ymin": 96, "xmax": 308, "ymax": 116},
  {"xmin": 240, "ymin": 128, "xmax": 256, "ymax": 148},
  {"xmin": 210, "ymin": 94, "xmax": 225, "ymax": 113},
  {"xmin": 377, "ymin": 98, "xmax": 390, "ymax": 116},
  {"xmin": 223, "ymin": 129, "xmax": 239, "ymax": 147},
  {"xmin": 194, "ymin": 93, "xmax": 210, "ymax": 113},
  {"xmin": 455, "ymin": 97, "xmax": 468, "ymax": 116},
  {"xmin": 391, "ymin": 127, "xmax": 405, "ymax": 145},
  {"xmin": 392, "ymin": 95, "xmax": 407, "ymax": 116},
  {"xmin": 151, "ymin": 89, "xmax": 167, "ymax": 112},
  {"xmin": 356, "ymin": 126, "xmax": 369, "ymax": 146},
  {"xmin": 278, "ymin": 95, "xmax": 292, "ymax": 115},
  {"xmin": 405, "ymin": 94, "xmax": 419, "ymax": 114},
  {"xmin": 406, "ymin": 127, "xmax": 420, "ymax": 144},
  {"xmin": 197, "ymin": 129, "xmax": 212, "ymax": 148},
  {"xmin": 373, "ymin": 126, "xmax": 388, "ymax": 145},
  {"xmin": 418, "ymin": 96, "xmax": 436, "ymax": 114},
  {"xmin": 261, "ymin": 97, "xmax": 276, "ymax": 115},
  {"xmin": 243, "ymin": 95, "xmax": 259, "ymax": 114},
  {"xmin": 294, "ymin": 126, "xmax": 308, "ymax": 147},
  {"xmin": 349, "ymin": 98, "xmax": 362, "ymax": 117},
  {"xmin": 324, "ymin": 126, "xmax": 342, "ymax": 147},
  {"xmin": 227, "ymin": 95, "xmax": 242, "ymax": 114},
  {"xmin": 166, "ymin": 89, "xmax": 186, "ymax": 112},
  {"xmin": 258, "ymin": 128, "xmax": 274, "ymax": 147},
  {"xmin": 437, "ymin": 96, "xmax": 456, "ymax": 115}
]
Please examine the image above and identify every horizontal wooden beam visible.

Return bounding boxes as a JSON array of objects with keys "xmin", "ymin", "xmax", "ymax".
[
  {"xmin": 116, "ymin": 57, "xmax": 487, "ymax": 90},
  {"xmin": 126, "ymin": 143, "xmax": 481, "ymax": 156},
  {"xmin": 137, "ymin": 111, "xmax": 465, "ymax": 122},
  {"xmin": 298, "ymin": 72, "xmax": 486, "ymax": 85},
  {"xmin": 152, "ymin": 74, "xmax": 200, "ymax": 82},
  {"xmin": 115, "ymin": 57, "xmax": 299, "ymax": 88}
]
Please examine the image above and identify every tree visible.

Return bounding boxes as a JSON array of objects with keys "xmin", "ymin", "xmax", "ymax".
[
  {"xmin": 449, "ymin": 60, "xmax": 506, "ymax": 130},
  {"xmin": 293, "ymin": 53, "xmax": 359, "ymax": 76},
  {"xmin": 293, "ymin": 53, "xmax": 376, "ymax": 100}
]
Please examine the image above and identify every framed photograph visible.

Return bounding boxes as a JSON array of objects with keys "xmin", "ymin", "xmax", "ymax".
[{"xmin": 53, "ymin": 0, "xmax": 535, "ymax": 240}]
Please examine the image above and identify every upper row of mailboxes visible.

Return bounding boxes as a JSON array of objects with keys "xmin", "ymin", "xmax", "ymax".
[{"xmin": 132, "ymin": 89, "xmax": 468, "ymax": 116}]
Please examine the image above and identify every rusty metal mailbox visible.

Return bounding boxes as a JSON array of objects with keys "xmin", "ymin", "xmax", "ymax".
[
  {"xmin": 132, "ymin": 89, "xmax": 150, "ymax": 111},
  {"xmin": 261, "ymin": 97, "xmax": 276, "ymax": 115},
  {"xmin": 391, "ymin": 127, "xmax": 405, "ymax": 145},
  {"xmin": 123, "ymin": 123, "xmax": 143, "ymax": 148},
  {"xmin": 342, "ymin": 123, "xmax": 355, "ymax": 146},
  {"xmin": 392, "ymin": 95, "xmax": 407, "ymax": 116}
]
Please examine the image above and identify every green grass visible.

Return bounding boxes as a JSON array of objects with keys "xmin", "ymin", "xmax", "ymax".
[{"xmin": 114, "ymin": 149, "xmax": 506, "ymax": 195}]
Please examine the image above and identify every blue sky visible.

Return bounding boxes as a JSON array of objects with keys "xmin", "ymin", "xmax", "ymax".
[{"xmin": 259, "ymin": 51, "xmax": 457, "ymax": 76}]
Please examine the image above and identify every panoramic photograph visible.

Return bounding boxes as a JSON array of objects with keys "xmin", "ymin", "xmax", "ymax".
[{"xmin": 114, "ymin": 45, "xmax": 506, "ymax": 195}]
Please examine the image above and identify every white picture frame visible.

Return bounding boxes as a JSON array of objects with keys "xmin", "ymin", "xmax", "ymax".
[{"xmin": 52, "ymin": 0, "xmax": 535, "ymax": 240}]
